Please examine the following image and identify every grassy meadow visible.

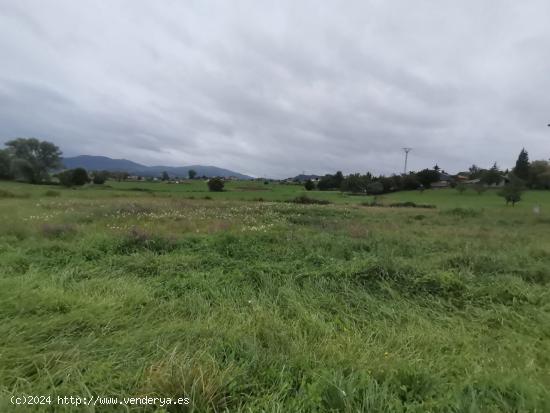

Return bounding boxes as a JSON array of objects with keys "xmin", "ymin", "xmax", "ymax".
[{"xmin": 1, "ymin": 180, "xmax": 549, "ymax": 412}]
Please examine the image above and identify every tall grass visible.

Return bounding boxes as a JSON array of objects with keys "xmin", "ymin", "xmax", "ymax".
[{"xmin": 0, "ymin": 182, "xmax": 549, "ymax": 412}]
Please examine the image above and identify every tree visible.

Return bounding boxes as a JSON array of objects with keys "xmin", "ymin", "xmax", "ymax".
[
  {"xmin": 0, "ymin": 149, "xmax": 11, "ymax": 179},
  {"xmin": 57, "ymin": 168, "xmax": 90, "ymax": 187},
  {"xmin": 334, "ymin": 171, "xmax": 344, "ymax": 188},
  {"xmin": 5, "ymin": 138, "xmax": 62, "ymax": 183},
  {"xmin": 366, "ymin": 181, "xmax": 384, "ymax": 195},
  {"xmin": 498, "ymin": 176, "xmax": 525, "ymax": 206},
  {"xmin": 480, "ymin": 163, "xmax": 502, "ymax": 186},
  {"xmin": 527, "ymin": 160, "xmax": 550, "ymax": 189},
  {"xmin": 207, "ymin": 177, "xmax": 224, "ymax": 192},
  {"xmin": 341, "ymin": 173, "xmax": 369, "ymax": 193},
  {"xmin": 112, "ymin": 171, "xmax": 129, "ymax": 182},
  {"xmin": 401, "ymin": 173, "xmax": 420, "ymax": 190},
  {"xmin": 10, "ymin": 158, "xmax": 36, "ymax": 182},
  {"xmin": 188, "ymin": 169, "xmax": 197, "ymax": 179},
  {"xmin": 317, "ymin": 172, "xmax": 344, "ymax": 191},
  {"xmin": 513, "ymin": 148, "xmax": 529, "ymax": 180},
  {"xmin": 468, "ymin": 164, "xmax": 483, "ymax": 179},
  {"xmin": 304, "ymin": 179, "xmax": 315, "ymax": 191},
  {"xmin": 456, "ymin": 183, "xmax": 467, "ymax": 194},
  {"xmin": 72, "ymin": 168, "xmax": 90, "ymax": 186},
  {"xmin": 92, "ymin": 171, "xmax": 108, "ymax": 184},
  {"xmin": 379, "ymin": 175, "xmax": 401, "ymax": 192},
  {"xmin": 161, "ymin": 171, "xmax": 170, "ymax": 181},
  {"xmin": 416, "ymin": 169, "xmax": 440, "ymax": 188}
]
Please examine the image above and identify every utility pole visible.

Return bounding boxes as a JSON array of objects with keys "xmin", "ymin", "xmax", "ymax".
[{"xmin": 402, "ymin": 147, "xmax": 412, "ymax": 174}]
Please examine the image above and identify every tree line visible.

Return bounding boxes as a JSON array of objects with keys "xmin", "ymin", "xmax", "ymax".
[
  {"xmin": 302, "ymin": 149, "xmax": 550, "ymax": 205},
  {"xmin": 1, "ymin": 138, "xmax": 549, "ymax": 202}
]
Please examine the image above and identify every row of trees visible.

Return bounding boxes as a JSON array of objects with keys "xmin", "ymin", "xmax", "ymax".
[
  {"xmin": 2, "ymin": 139, "xmax": 549, "ymax": 199},
  {"xmin": 305, "ymin": 169, "xmax": 441, "ymax": 194},
  {"xmin": 303, "ymin": 149, "xmax": 550, "ymax": 205},
  {"xmin": 161, "ymin": 169, "xmax": 198, "ymax": 181}
]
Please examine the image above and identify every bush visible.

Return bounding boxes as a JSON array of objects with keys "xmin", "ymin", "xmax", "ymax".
[
  {"xmin": 290, "ymin": 195, "xmax": 330, "ymax": 205},
  {"xmin": 0, "ymin": 189, "xmax": 30, "ymax": 199},
  {"xmin": 40, "ymin": 223, "xmax": 77, "ymax": 239},
  {"xmin": 456, "ymin": 183, "xmax": 467, "ymax": 194},
  {"xmin": 117, "ymin": 227, "xmax": 177, "ymax": 254},
  {"xmin": 58, "ymin": 168, "xmax": 90, "ymax": 187},
  {"xmin": 208, "ymin": 177, "xmax": 224, "ymax": 192},
  {"xmin": 0, "ymin": 189, "xmax": 17, "ymax": 198},
  {"xmin": 92, "ymin": 171, "xmax": 108, "ymax": 184},
  {"xmin": 304, "ymin": 179, "xmax": 315, "ymax": 191},
  {"xmin": 498, "ymin": 176, "xmax": 525, "ymax": 206}
]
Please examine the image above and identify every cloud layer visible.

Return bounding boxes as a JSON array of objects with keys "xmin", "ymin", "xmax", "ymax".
[{"xmin": 1, "ymin": 1, "xmax": 549, "ymax": 177}]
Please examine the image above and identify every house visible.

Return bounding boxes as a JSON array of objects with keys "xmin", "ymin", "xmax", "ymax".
[{"xmin": 431, "ymin": 172, "xmax": 453, "ymax": 188}]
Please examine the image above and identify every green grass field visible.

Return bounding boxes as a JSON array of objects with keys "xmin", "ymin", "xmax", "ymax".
[{"xmin": 1, "ymin": 180, "xmax": 549, "ymax": 412}]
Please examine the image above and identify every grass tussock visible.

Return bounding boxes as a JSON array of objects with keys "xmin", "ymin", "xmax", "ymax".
[
  {"xmin": 40, "ymin": 223, "xmax": 77, "ymax": 239},
  {"xmin": 143, "ymin": 350, "xmax": 238, "ymax": 412},
  {"xmin": 0, "ymin": 189, "xmax": 30, "ymax": 198}
]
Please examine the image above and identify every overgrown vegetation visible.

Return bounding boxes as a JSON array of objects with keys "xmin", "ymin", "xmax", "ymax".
[
  {"xmin": 207, "ymin": 177, "xmax": 225, "ymax": 192},
  {"xmin": 1, "ymin": 181, "xmax": 549, "ymax": 412}
]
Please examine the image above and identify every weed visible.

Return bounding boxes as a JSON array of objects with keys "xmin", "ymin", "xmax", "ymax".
[{"xmin": 40, "ymin": 223, "xmax": 77, "ymax": 239}]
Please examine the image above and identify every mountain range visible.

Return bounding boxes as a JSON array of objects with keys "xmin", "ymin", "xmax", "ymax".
[{"xmin": 62, "ymin": 155, "xmax": 252, "ymax": 179}]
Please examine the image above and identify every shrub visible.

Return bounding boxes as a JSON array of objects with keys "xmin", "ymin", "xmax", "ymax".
[
  {"xmin": 360, "ymin": 198, "xmax": 382, "ymax": 207},
  {"xmin": 92, "ymin": 171, "xmax": 108, "ymax": 184},
  {"xmin": 498, "ymin": 176, "xmax": 525, "ymax": 206},
  {"xmin": 58, "ymin": 168, "xmax": 90, "ymax": 187},
  {"xmin": 40, "ymin": 223, "xmax": 77, "ymax": 239},
  {"xmin": 0, "ymin": 189, "xmax": 30, "ymax": 199},
  {"xmin": 0, "ymin": 189, "xmax": 17, "ymax": 198},
  {"xmin": 116, "ymin": 227, "xmax": 177, "ymax": 254},
  {"xmin": 304, "ymin": 179, "xmax": 315, "ymax": 191},
  {"xmin": 207, "ymin": 178, "xmax": 224, "ymax": 192},
  {"xmin": 498, "ymin": 186, "xmax": 523, "ymax": 206},
  {"xmin": 290, "ymin": 195, "xmax": 330, "ymax": 205},
  {"xmin": 455, "ymin": 183, "xmax": 467, "ymax": 194}
]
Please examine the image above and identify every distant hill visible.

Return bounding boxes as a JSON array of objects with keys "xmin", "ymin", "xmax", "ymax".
[
  {"xmin": 62, "ymin": 155, "xmax": 253, "ymax": 179},
  {"xmin": 291, "ymin": 174, "xmax": 323, "ymax": 181}
]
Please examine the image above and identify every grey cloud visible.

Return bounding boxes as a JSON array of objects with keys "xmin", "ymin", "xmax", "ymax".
[{"xmin": 1, "ymin": 0, "xmax": 550, "ymax": 178}]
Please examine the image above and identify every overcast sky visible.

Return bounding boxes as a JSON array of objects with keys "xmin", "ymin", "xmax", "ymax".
[{"xmin": 1, "ymin": 1, "xmax": 549, "ymax": 178}]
